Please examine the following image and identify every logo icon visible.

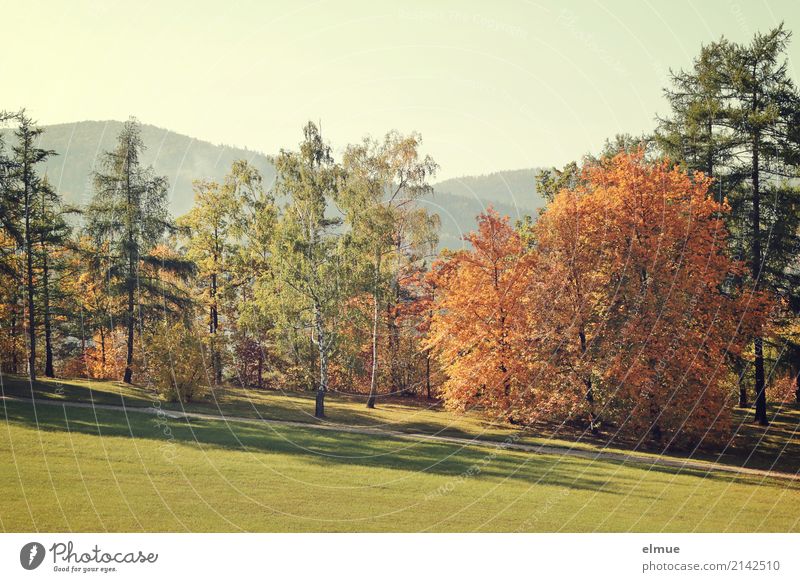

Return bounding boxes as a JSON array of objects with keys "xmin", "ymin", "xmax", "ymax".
[{"xmin": 20, "ymin": 542, "xmax": 46, "ymax": 570}]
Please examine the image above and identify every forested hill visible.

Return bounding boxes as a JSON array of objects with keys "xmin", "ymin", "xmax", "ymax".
[
  {"xmin": 1, "ymin": 120, "xmax": 542, "ymax": 249},
  {"xmin": 2, "ymin": 120, "xmax": 276, "ymax": 216},
  {"xmin": 433, "ymin": 168, "xmax": 546, "ymax": 212}
]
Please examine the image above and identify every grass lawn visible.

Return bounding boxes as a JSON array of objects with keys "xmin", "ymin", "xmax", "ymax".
[
  {"xmin": 3, "ymin": 374, "xmax": 800, "ymax": 474},
  {"xmin": 1, "ymin": 396, "xmax": 799, "ymax": 532}
]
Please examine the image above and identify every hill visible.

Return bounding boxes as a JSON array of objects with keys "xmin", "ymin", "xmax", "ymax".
[
  {"xmin": 2, "ymin": 120, "xmax": 275, "ymax": 217},
  {"xmin": 2, "ymin": 120, "xmax": 544, "ymax": 247},
  {"xmin": 433, "ymin": 168, "xmax": 546, "ymax": 212}
]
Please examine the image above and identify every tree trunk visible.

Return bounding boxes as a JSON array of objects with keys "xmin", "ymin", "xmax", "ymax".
[
  {"xmin": 579, "ymin": 329, "xmax": 597, "ymax": 433},
  {"xmin": 754, "ymin": 337, "xmax": 767, "ymax": 424},
  {"xmin": 795, "ymin": 368, "xmax": 800, "ymax": 405},
  {"xmin": 649, "ymin": 397, "xmax": 662, "ymax": 442},
  {"xmin": 210, "ymin": 271, "xmax": 221, "ymax": 385},
  {"xmin": 751, "ymin": 130, "xmax": 768, "ymax": 426},
  {"xmin": 42, "ymin": 242, "xmax": 54, "ymax": 378},
  {"xmin": 367, "ymin": 254, "xmax": 381, "ymax": 409},
  {"xmin": 736, "ymin": 359, "xmax": 747, "ymax": 407},
  {"xmin": 314, "ymin": 306, "xmax": 327, "ymax": 418},
  {"xmin": 123, "ymin": 272, "xmax": 135, "ymax": 384},
  {"xmin": 739, "ymin": 377, "xmax": 748, "ymax": 408},
  {"xmin": 10, "ymin": 293, "xmax": 19, "ymax": 374},
  {"xmin": 257, "ymin": 348, "xmax": 264, "ymax": 389},
  {"xmin": 80, "ymin": 322, "xmax": 87, "ymax": 377},
  {"xmin": 100, "ymin": 326, "xmax": 106, "ymax": 366},
  {"xmin": 25, "ymin": 181, "xmax": 36, "ymax": 382},
  {"xmin": 425, "ymin": 352, "xmax": 432, "ymax": 400},
  {"xmin": 123, "ymin": 150, "xmax": 135, "ymax": 385}
]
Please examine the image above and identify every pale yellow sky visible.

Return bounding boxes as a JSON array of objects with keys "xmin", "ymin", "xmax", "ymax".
[{"xmin": 2, "ymin": 0, "xmax": 799, "ymax": 179}]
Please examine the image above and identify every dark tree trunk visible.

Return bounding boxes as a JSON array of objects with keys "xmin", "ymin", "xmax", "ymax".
[
  {"xmin": 80, "ymin": 327, "xmax": 87, "ymax": 376},
  {"xmin": 314, "ymin": 306, "xmax": 327, "ymax": 418},
  {"xmin": 42, "ymin": 243, "xmax": 54, "ymax": 378},
  {"xmin": 649, "ymin": 397, "xmax": 662, "ymax": 442},
  {"xmin": 123, "ymin": 271, "xmax": 135, "ymax": 384},
  {"xmin": 25, "ymin": 188, "xmax": 36, "ymax": 382},
  {"xmin": 705, "ymin": 117, "xmax": 714, "ymax": 179},
  {"xmin": 739, "ymin": 377, "xmax": 748, "ymax": 408},
  {"xmin": 754, "ymin": 337, "xmax": 767, "ymax": 423},
  {"xmin": 735, "ymin": 358, "xmax": 747, "ymax": 407},
  {"xmin": 751, "ymin": 131, "xmax": 768, "ymax": 426},
  {"xmin": 257, "ymin": 348, "xmax": 264, "ymax": 389},
  {"xmin": 210, "ymin": 271, "xmax": 221, "ymax": 385},
  {"xmin": 10, "ymin": 295, "xmax": 19, "ymax": 374},
  {"xmin": 123, "ymin": 154, "xmax": 135, "ymax": 385}
]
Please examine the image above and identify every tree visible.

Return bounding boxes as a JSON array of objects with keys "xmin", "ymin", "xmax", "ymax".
[
  {"xmin": 8, "ymin": 112, "xmax": 56, "ymax": 381},
  {"xmin": 342, "ymin": 131, "xmax": 438, "ymax": 408},
  {"xmin": 535, "ymin": 153, "xmax": 768, "ymax": 444},
  {"xmin": 86, "ymin": 117, "xmax": 185, "ymax": 384},
  {"xmin": 0, "ymin": 111, "xmax": 22, "ymax": 374},
  {"xmin": 658, "ymin": 25, "xmax": 800, "ymax": 424},
  {"xmin": 533, "ymin": 183, "xmax": 613, "ymax": 432},
  {"xmin": 179, "ymin": 177, "xmax": 240, "ymax": 384},
  {"xmin": 144, "ymin": 320, "xmax": 209, "ymax": 404},
  {"xmin": 433, "ymin": 155, "xmax": 768, "ymax": 446},
  {"xmin": 228, "ymin": 161, "xmax": 278, "ymax": 390},
  {"xmin": 66, "ymin": 235, "xmax": 117, "ymax": 376},
  {"xmin": 427, "ymin": 209, "xmax": 538, "ymax": 423},
  {"xmin": 656, "ymin": 40, "xmax": 738, "ymax": 179},
  {"xmin": 0, "ymin": 111, "xmax": 19, "ymax": 278},
  {"xmin": 269, "ymin": 122, "xmax": 357, "ymax": 418},
  {"xmin": 33, "ymin": 176, "xmax": 71, "ymax": 377}
]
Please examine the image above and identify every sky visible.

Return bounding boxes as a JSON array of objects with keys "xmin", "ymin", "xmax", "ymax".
[{"xmin": 2, "ymin": 0, "xmax": 799, "ymax": 180}]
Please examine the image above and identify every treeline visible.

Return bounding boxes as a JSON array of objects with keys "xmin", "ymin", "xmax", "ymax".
[
  {"xmin": 0, "ymin": 116, "xmax": 441, "ymax": 418},
  {"xmin": 1, "ymin": 26, "xmax": 799, "ymax": 447}
]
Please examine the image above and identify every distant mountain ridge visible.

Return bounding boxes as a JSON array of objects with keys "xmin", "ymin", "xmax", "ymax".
[
  {"xmin": 1, "ymin": 120, "xmax": 544, "ymax": 249},
  {"xmin": 433, "ymin": 168, "xmax": 545, "ymax": 213},
  {"xmin": 0, "ymin": 120, "xmax": 276, "ymax": 217}
]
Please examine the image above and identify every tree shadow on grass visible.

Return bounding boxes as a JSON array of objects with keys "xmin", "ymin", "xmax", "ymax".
[
  {"xmin": 0, "ymin": 374, "xmax": 514, "ymax": 445},
  {"xmin": 3, "ymin": 398, "xmax": 640, "ymax": 496},
  {"xmin": 5, "ymin": 377, "xmax": 799, "ymax": 490}
]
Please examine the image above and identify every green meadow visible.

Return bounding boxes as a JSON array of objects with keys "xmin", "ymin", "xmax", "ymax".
[{"xmin": 2, "ymin": 377, "xmax": 799, "ymax": 532}]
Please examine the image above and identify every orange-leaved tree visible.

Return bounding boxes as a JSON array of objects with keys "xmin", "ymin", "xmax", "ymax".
[
  {"xmin": 535, "ymin": 152, "xmax": 769, "ymax": 446},
  {"xmin": 427, "ymin": 209, "xmax": 543, "ymax": 423}
]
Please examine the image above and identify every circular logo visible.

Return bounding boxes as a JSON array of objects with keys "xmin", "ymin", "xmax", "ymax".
[{"xmin": 20, "ymin": 542, "xmax": 46, "ymax": 570}]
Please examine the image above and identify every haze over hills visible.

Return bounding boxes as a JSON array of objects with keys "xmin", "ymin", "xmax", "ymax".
[
  {"xmin": 433, "ymin": 169, "xmax": 545, "ymax": 213},
  {"xmin": 1, "ymin": 120, "xmax": 276, "ymax": 217},
  {"xmin": 1, "ymin": 120, "xmax": 544, "ymax": 249}
]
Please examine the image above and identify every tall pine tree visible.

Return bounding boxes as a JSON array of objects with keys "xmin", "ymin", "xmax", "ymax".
[
  {"xmin": 657, "ymin": 25, "xmax": 800, "ymax": 424},
  {"xmin": 87, "ymin": 118, "xmax": 179, "ymax": 384}
]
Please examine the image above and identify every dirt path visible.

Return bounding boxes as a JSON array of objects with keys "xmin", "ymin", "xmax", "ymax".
[{"xmin": 3, "ymin": 395, "xmax": 798, "ymax": 483}]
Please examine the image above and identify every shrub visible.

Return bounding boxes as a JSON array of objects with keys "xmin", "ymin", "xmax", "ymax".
[{"xmin": 144, "ymin": 321, "xmax": 210, "ymax": 403}]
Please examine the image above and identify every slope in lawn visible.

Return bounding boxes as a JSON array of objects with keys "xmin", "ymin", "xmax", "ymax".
[
  {"xmin": 1, "ymin": 399, "xmax": 799, "ymax": 532},
  {"xmin": 3, "ymin": 375, "xmax": 800, "ymax": 476}
]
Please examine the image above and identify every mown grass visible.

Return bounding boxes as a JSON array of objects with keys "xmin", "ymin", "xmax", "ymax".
[
  {"xmin": 1, "ymin": 398, "xmax": 799, "ymax": 532},
  {"xmin": 2, "ymin": 374, "xmax": 799, "ymax": 474}
]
